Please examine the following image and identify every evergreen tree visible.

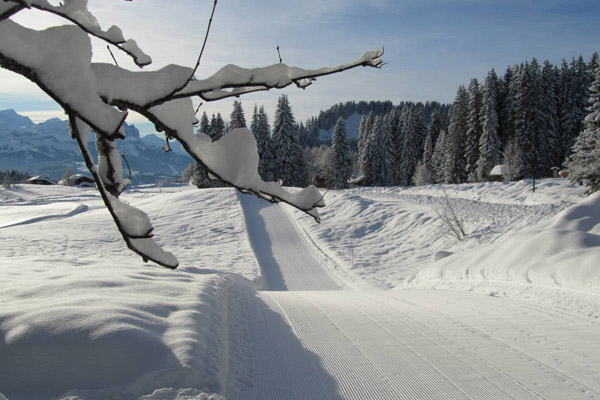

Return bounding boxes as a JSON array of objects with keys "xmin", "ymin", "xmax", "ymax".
[
  {"xmin": 401, "ymin": 107, "xmax": 427, "ymax": 185},
  {"xmin": 589, "ymin": 52, "xmax": 600, "ymax": 77},
  {"xmin": 560, "ymin": 57, "xmax": 591, "ymax": 161},
  {"xmin": 199, "ymin": 111, "xmax": 210, "ymax": 135},
  {"xmin": 476, "ymin": 69, "xmax": 501, "ymax": 181},
  {"xmin": 428, "ymin": 110, "xmax": 443, "ymax": 145},
  {"xmin": 540, "ymin": 60, "xmax": 561, "ymax": 169},
  {"xmin": 382, "ymin": 113, "xmax": 397, "ymax": 185},
  {"xmin": 230, "ymin": 100, "xmax": 247, "ymax": 129},
  {"xmin": 512, "ymin": 60, "xmax": 543, "ymax": 179},
  {"xmin": 366, "ymin": 115, "xmax": 387, "ymax": 186},
  {"xmin": 208, "ymin": 113, "xmax": 226, "ymax": 141},
  {"xmin": 250, "ymin": 104, "xmax": 273, "ymax": 180},
  {"xmin": 214, "ymin": 113, "xmax": 225, "ymax": 138},
  {"xmin": 358, "ymin": 112, "xmax": 375, "ymax": 182},
  {"xmin": 566, "ymin": 66, "xmax": 600, "ymax": 193},
  {"xmin": 465, "ymin": 78, "xmax": 483, "ymax": 182},
  {"xmin": 557, "ymin": 59, "xmax": 573, "ymax": 161},
  {"xmin": 419, "ymin": 125, "xmax": 435, "ymax": 185},
  {"xmin": 444, "ymin": 85, "xmax": 470, "ymax": 183},
  {"xmin": 272, "ymin": 95, "xmax": 305, "ymax": 186},
  {"xmin": 498, "ymin": 66, "xmax": 515, "ymax": 148},
  {"xmin": 432, "ymin": 129, "xmax": 447, "ymax": 183},
  {"xmin": 330, "ymin": 117, "xmax": 352, "ymax": 188}
]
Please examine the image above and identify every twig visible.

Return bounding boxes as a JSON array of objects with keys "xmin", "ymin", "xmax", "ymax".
[
  {"xmin": 277, "ymin": 45, "xmax": 282, "ymax": 63},
  {"xmin": 194, "ymin": 102, "xmax": 203, "ymax": 116},
  {"xmin": 107, "ymin": 45, "xmax": 119, "ymax": 67},
  {"xmin": 185, "ymin": 0, "xmax": 218, "ymax": 86},
  {"xmin": 121, "ymin": 153, "xmax": 132, "ymax": 180}
]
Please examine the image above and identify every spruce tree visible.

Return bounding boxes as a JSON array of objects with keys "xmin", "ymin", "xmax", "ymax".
[
  {"xmin": 382, "ymin": 113, "xmax": 396, "ymax": 185},
  {"xmin": 428, "ymin": 110, "xmax": 442, "ymax": 145},
  {"xmin": 199, "ymin": 112, "xmax": 210, "ymax": 135},
  {"xmin": 330, "ymin": 117, "xmax": 352, "ymax": 189},
  {"xmin": 566, "ymin": 66, "xmax": 600, "ymax": 193},
  {"xmin": 540, "ymin": 60, "xmax": 561, "ymax": 169},
  {"xmin": 358, "ymin": 112, "xmax": 375, "ymax": 182},
  {"xmin": 476, "ymin": 69, "xmax": 501, "ymax": 181},
  {"xmin": 557, "ymin": 59, "xmax": 573, "ymax": 162},
  {"xmin": 432, "ymin": 129, "xmax": 447, "ymax": 183},
  {"xmin": 499, "ymin": 66, "xmax": 515, "ymax": 149},
  {"xmin": 230, "ymin": 100, "xmax": 247, "ymax": 129},
  {"xmin": 367, "ymin": 115, "xmax": 387, "ymax": 186},
  {"xmin": 444, "ymin": 85, "xmax": 469, "ymax": 183},
  {"xmin": 272, "ymin": 95, "xmax": 305, "ymax": 186},
  {"xmin": 465, "ymin": 78, "xmax": 483, "ymax": 182},
  {"xmin": 419, "ymin": 124, "xmax": 435, "ymax": 185},
  {"xmin": 250, "ymin": 104, "xmax": 273, "ymax": 181},
  {"xmin": 403, "ymin": 107, "xmax": 427, "ymax": 185}
]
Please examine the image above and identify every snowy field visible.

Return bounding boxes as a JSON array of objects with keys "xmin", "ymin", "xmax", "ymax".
[{"xmin": 1, "ymin": 179, "xmax": 600, "ymax": 399}]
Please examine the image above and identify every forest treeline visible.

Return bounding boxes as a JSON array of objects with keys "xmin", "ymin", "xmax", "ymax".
[{"xmin": 185, "ymin": 52, "xmax": 600, "ymax": 193}]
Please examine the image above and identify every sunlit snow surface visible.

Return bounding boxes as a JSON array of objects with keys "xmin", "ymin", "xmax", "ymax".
[
  {"xmin": 1, "ymin": 179, "xmax": 599, "ymax": 399},
  {"xmin": 0, "ymin": 185, "xmax": 258, "ymax": 399}
]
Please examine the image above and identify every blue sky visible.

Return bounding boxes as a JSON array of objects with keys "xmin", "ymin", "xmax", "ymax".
[{"xmin": 1, "ymin": 0, "xmax": 598, "ymax": 135}]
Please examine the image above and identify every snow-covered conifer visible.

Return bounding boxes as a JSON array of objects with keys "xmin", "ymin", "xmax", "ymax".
[
  {"xmin": 230, "ymin": 100, "xmax": 247, "ymax": 129},
  {"xmin": 199, "ymin": 112, "xmax": 210, "ymax": 135},
  {"xmin": 498, "ymin": 66, "xmax": 515, "ymax": 148},
  {"xmin": 445, "ymin": 85, "xmax": 469, "ymax": 183},
  {"xmin": 432, "ymin": 129, "xmax": 447, "ymax": 183},
  {"xmin": 476, "ymin": 69, "xmax": 501, "ymax": 181},
  {"xmin": 566, "ymin": 66, "xmax": 600, "ymax": 193},
  {"xmin": 250, "ymin": 104, "xmax": 272, "ymax": 180},
  {"xmin": 0, "ymin": 2, "xmax": 384, "ymax": 267},
  {"xmin": 400, "ymin": 107, "xmax": 426, "ymax": 186},
  {"xmin": 540, "ymin": 60, "xmax": 561, "ymax": 169},
  {"xmin": 367, "ymin": 115, "xmax": 387, "ymax": 186},
  {"xmin": 330, "ymin": 117, "xmax": 352, "ymax": 188},
  {"xmin": 465, "ymin": 79, "xmax": 483, "ymax": 182},
  {"xmin": 272, "ymin": 95, "xmax": 306, "ymax": 186},
  {"xmin": 358, "ymin": 112, "xmax": 375, "ymax": 182}
]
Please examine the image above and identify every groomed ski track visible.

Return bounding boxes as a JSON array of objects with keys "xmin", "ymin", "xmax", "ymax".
[{"xmin": 235, "ymin": 195, "xmax": 600, "ymax": 400}]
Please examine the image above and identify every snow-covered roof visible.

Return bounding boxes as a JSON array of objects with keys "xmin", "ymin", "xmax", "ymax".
[{"xmin": 490, "ymin": 164, "xmax": 504, "ymax": 176}]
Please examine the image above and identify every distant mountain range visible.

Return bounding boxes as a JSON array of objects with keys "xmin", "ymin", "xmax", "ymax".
[{"xmin": 0, "ymin": 109, "xmax": 193, "ymax": 184}]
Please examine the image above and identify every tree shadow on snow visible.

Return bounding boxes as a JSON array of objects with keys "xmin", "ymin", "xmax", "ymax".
[
  {"xmin": 237, "ymin": 193, "xmax": 288, "ymax": 291},
  {"xmin": 232, "ymin": 290, "xmax": 344, "ymax": 400}
]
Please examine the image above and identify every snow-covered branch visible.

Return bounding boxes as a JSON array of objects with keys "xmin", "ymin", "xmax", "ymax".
[
  {"xmin": 0, "ymin": 2, "xmax": 23, "ymax": 20},
  {"xmin": 4, "ymin": 0, "xmax": 151, "ymax": 66},
  {"xmin": 0, "ymin": 1, "xmax": 383, "ymax": 268},
  {"xmin": 172, "ymin": 49, "xmax": 384, "ymax": 104}
]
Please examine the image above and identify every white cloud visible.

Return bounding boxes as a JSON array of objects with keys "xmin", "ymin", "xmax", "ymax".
[{"xmin": 19, "ymin": 109, "xmax": 66, "ymax": 123}]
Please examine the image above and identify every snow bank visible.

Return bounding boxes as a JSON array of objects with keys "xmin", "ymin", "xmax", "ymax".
[
  {"xmin": 409, "ymin": 192, "xmax": 600, "ymax": 293},
  {"xmin": 289, "ymin": 179, "xmax": 583, "ymax": 290},
  {"xmin": 0, "ymin": 185, "xmax": 260, "ymax": 399},
  {"xmin": 361, "ymin": 178, "xmax": 585, "ymax": 206}
]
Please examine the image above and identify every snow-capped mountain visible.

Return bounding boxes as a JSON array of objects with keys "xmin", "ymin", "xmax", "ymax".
[{"xmin": 0, "ymin": 110, "xmax": 193, "ymax": 184}]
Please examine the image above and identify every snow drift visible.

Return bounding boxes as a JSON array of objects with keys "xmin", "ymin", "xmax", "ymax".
[{"xmin": 409, "ymin": 191, "xmax": 600, "ymax": 292}]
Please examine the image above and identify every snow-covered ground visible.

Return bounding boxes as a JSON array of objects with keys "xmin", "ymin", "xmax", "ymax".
[
  {"xmin": 0, "ymin": 185, "xmax": 258, "ymax": 400},
  {"xmin": 1, "ymin": 179, "xmax": 599, "ymax": 399},
  {"xmin": 289, "ymin": 179, "xmax": 599, "ymax": 310}
]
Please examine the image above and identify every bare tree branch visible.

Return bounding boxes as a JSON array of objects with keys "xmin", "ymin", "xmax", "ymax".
[{"xmin": 185, "ymin": 0, "xmax": 218, "ymax": 87}]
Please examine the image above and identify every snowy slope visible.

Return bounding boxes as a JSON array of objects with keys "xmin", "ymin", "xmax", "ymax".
[
  {"xmin": 406, "ymin": 191, "xmax": 600, "ymax": 297},
  {"xmin": 0, "ymin": 185, "xmax": 259, "ymax": 400},
  {"xmin": 2, "ymin": 180, "xmax": 600, "ymax": 400}
]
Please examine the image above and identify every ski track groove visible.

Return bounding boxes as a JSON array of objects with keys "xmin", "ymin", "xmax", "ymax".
[
  {"xmin": 235, "ymin": 195, "xmax": 600, "ymax": 400},
  {"xmin": 357, "ymin": 293, "xmax": 544, "ymax": 400},
  {"xmin": 370, "ymin": 292, "xmax": 600, "ymax": 400},
  {"xmin": 298, "ymin": 292, "xmax": 471, "ymax": 400}
]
